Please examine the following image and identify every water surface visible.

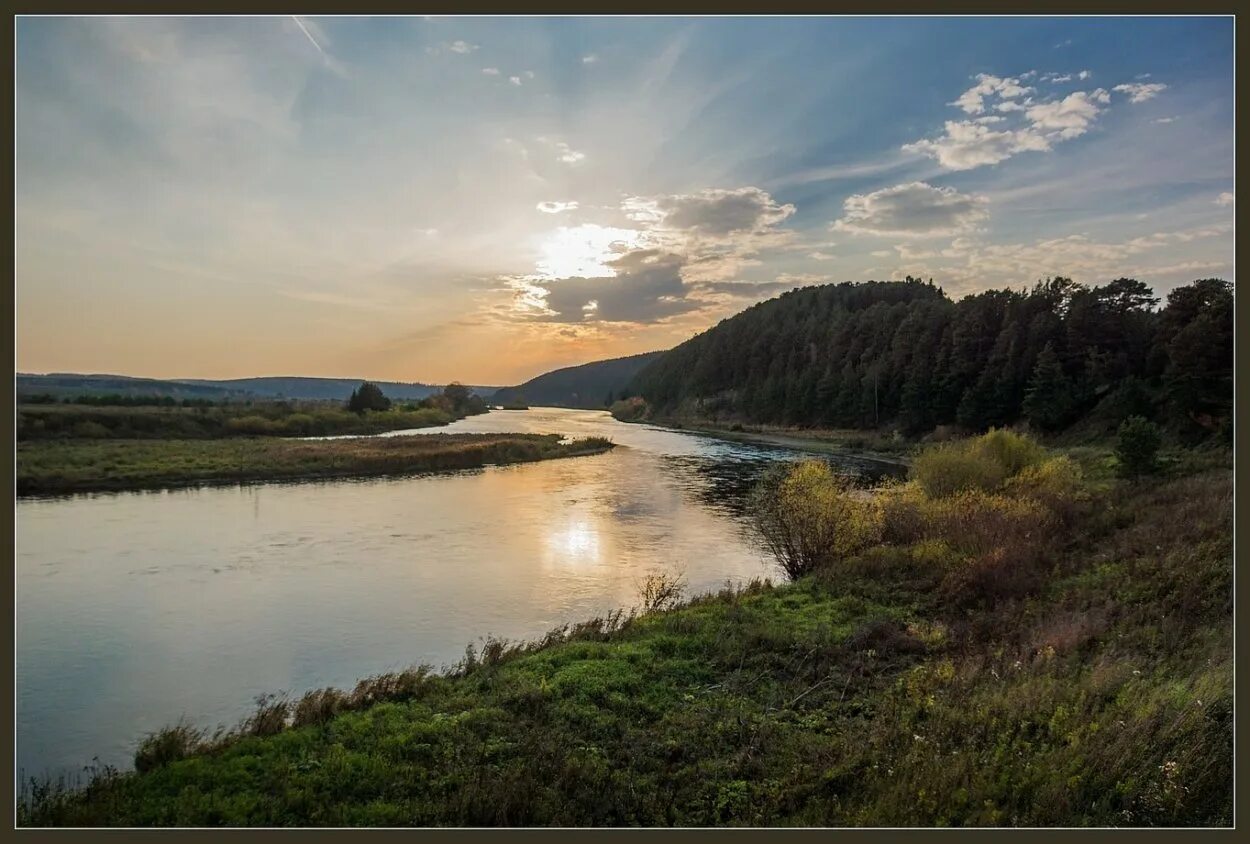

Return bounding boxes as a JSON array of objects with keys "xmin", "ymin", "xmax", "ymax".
[{"xmin": 16, "ymin": 408, "xmax": 902, "ymax": 780}]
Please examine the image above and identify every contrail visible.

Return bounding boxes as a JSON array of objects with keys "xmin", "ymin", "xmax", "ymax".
[{"xmin": 292, "ymin": 16, "xmax": 324, "ymax": 54}]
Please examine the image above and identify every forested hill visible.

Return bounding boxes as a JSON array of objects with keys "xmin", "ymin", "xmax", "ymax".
[
  {"xmin": 492, "ymin": 351, "xmax": 666, "ymax": 409},
  {"xmin": 626, "ymin": 277, "xmax": 1232, "ymax": 441}
]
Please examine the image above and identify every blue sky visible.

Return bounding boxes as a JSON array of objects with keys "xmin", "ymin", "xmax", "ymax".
[{"xmin": 16, "ymin": 16, "xmax": 1234, "ymax": 383}]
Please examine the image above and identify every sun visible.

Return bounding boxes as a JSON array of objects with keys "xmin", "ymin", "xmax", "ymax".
[{"xmin": 534, "ymin": 224, "xmax": 647, "ymax": 279}]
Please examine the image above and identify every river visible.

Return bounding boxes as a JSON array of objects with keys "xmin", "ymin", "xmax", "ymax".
[{"xmin": 15, "ymin": 407, "xmax": 904, "ymax": 781}]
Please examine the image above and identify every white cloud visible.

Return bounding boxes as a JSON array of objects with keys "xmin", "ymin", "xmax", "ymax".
[
  {"xmin": 1113, "ymin": 82, "xmax": 1167, "ymax": 103},
  {"xmin": 808, "ymin": 250, "xmax": 836, "ymax": 261},
  {"xmin": 906, "ymin": 80, "xmax": 1114, "ymax": 170},
  {"xmin": 536, "ymin": 200, "xmax": 579, "ymax": 214},
  {"xmin": 509, "ymin": 75, "xmax": 522, "ymax": 86},
  {"xmin": 949, "ymin": 74, "xmax": 1035, "ymax": 115},
  {"xmin": 1025, "ymin": 89, "xmax": 1110, "ymax": 139},
  {"xmin": 903, "ymin": 120, "xmax": 1050, "ymax": 170},
  {"xmin": 1078, "ymin": 70, "xmax": 1091, "ymax": 80},
  {"xmin": 833, "ymin": 181, "xmax": 989, "ymax": 237},
  {"xmin": 1215, "ymin": 192, "xmax": 1234, "ymax": 207},
  {"xmin": 581, "ymin": 54, "xmax": 598, "ymax": 64},
  {"xmin": 1152, "ymin": 116, "xmax": 1177, "ymax": 124},
  {"xmin": 524, "ymin": 70, "xmax": 535, "ymax": 79},
  {"xmin": 555, "ymin": 142, "xmax": 583, "ymax": 163},
  {"xmin": 447, "ymin": 40, "xmax": 478, "ymax": 54},
  {"xmin": 481, "ymin": 67, "xmax": 499, "ymax": 75}
]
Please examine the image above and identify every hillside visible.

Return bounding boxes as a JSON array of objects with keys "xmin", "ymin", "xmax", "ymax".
[
  {"xmin": 625, "ymin": 278, "xmax": 1232, "ymax": 443},
  {"xmin": 492, "ymin": 351, "xmax": 666, "ymax": 409}
]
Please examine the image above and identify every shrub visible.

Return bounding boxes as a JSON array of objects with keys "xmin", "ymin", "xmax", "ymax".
[
  {"xmin": 975, "ymin": 428, "xmax": 1046, "ymax": 477},
  {"xmin": 912, "ymin": 428, "xmax": 1044, "ymax": 498},
  {"xmin": 1116, "ymin": 415, "xmax": 1162, "ymax": 478},
  {"xmin": 636, "ymin": 568, "xmax": 686, "ymax": 613},
  {"xmin": 133, "ymin": 722, "xmax": 204, "ymax": 773},
  {"xmin": 749, "ymin": 460, "xmax": 882, "ymax": 580},
  {"xmin": 912, "ymin": 442, "xmax": 1007, "ymax": 498},
  {"xmin": 1004, "ymin": 455, "xmax": 1088, "ymax": 523}
]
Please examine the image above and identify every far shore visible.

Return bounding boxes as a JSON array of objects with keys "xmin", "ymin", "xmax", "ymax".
[{"xmin": 16, "ymin": 433, "xmax": 615, "ymax": 496}]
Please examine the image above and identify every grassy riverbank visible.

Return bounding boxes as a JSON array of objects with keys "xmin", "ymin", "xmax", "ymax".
[
  {"xmin": 17, "ymin": 401, "xmax": 467, "ymax": 441},
  {"xmin": 16, "ymin": 434, "xmax": 615, "ymax": 495},
  {"xmin": 19, "ymin": 435, "xmax": 1231, "ymax": 826}
]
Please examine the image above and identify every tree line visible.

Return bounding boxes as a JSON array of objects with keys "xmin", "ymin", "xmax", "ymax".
[{"xmin": 627, "ymin": 277, "xmax": 1232, "ymax": 442}]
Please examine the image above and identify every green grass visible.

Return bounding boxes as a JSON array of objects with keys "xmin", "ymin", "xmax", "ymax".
[
  {"xmin": 16, "ymin": 402, "xmax": 464, "ymax": 441},
  {"xmin": 18, "ymin": 446, "xmax": 1231, "ymax": 826},
  {"xmin": 16, "ymin": 435, "xmax": 615, "ymax": 495}
]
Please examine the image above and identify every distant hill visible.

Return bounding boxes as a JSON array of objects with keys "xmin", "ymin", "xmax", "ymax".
[
  {"xmin": 492, "ymin": 351, "xmax": 666, "ymax": 409},
  {"xmin": 17, "ymin": 374, "xmax": 498, "ymax": 403},
  {"xmin": 174, "ymin": 377, "xmax": 499, "ymax": 402},
  {"xmin": 17, "ymin": 373, "xmax": 245, "ymax": 401}
]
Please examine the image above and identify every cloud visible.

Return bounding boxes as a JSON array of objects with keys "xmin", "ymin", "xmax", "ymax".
[
  {"xmin": 624, "ymin": 187, "xmax": 795, "ymax": 236},
  {"xmin": 693, "ymin": 279, "xmax": 797, "ymax": 298},
  {"xmin": 876, "ymin": 225, "xmax": 1231, "ymax": 297},
  {"xmin": 903, "ymin": 121, "xmax": 1051, "ymax": 170},
  {"xmin": 833, "ymin": 182, "xmax": 989, "ymax": 238},
  {"xmin": 1215, "ymin": 192, "xmax": 1234, "ymax": 207},
  {"xmin": 949, "ymin": 74, "xmax": 1034, "ymax": 115},
  {"xmin": 1025, "ymin": 89, "xmax": 1110, "ymax": 139},
  {"xmin": 1152, "ymin": 116, "xmax": 1177, "ymax": 124},
  {"xmin": 536, "ymin": 200, "xmax": 579, "ymax": 214},
  {"xmin": 554, "ymin": 142, "xmax": 583, "ymax": 163},
  {"xmin": 905, "ymin": 80, "xmax": 1114, "ymax": 170},
  {"xmin": 447, "ymin": 40, "xmax": 478, "ymax": 54},
  {"xmin": 524, "ymin": 250, "xmax": 697, "ymax": 323},
  {"xmin": 582, "ymin": 54, "xmax": 598, "ymax": 64},
  {"xmin": 509, "ymin": 75, "xmax": 522, "ymax": 86},
  {"xmin": 808, "ymin": 250, "xmax": 836, "ymax": 261},
  {"xmin": 1078, "ymin": 70, "xmax": 1091, "ymax": 80},
  {"xmin": 1113, "ymin": 82, "xmax": 1167, "ymax": 103},
  {"xmin": 481, "ymin": 67, "xmax": 499, "ymax": 75}
]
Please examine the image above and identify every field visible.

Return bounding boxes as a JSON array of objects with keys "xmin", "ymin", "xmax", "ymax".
[{"xmin": 16, "ymin": 434, "xmax": 615, "ymax": 495}]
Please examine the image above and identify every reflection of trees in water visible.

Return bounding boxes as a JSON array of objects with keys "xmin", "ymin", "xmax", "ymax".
[{"xmin": 661, "ymin": 451, "xmax": 907, "ymax": 518}]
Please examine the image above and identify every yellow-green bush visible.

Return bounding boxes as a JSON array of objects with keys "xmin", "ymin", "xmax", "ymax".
[
  {"xmin": 912, "ymin": 428, "xmax": 1044, "ymax": 498},
  {"xmin": 749, "ymin": 460, "xmax": 883, "ymax": 580},
  {"xmin": 1004, "ymin": 455, "xmax": 1088, "ymax": 522}
]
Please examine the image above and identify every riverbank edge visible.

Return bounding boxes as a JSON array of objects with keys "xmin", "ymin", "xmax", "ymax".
[
  {"xmin": 626, "ymin": 416, "xmax": 913, "ymax": 466},
  {"xmin": 15, "ymin": 436, "xmax": 616, "ymax": 498}
]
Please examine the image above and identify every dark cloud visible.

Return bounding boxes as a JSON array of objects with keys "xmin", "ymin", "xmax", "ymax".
[
  {"xmin": 834, "ymin": 181, "xmax": 989, "ymax": 237},
  {"xmin": 532, "ymin": 250, "xmax": 698, "ymax": 323},
  {"xmin": 626, "ymin": 187, "xmax": 795, "ymax": 236}
]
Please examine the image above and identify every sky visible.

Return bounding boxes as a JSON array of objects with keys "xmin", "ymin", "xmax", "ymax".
[{"xmin": 15, "ymin": 16, "xmax": 1235, "ymax": 386}]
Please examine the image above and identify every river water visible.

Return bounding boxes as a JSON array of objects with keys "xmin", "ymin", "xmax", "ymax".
[{"xmin": 15, "ymin": 407, "xmax": 903, "ymax": 781}]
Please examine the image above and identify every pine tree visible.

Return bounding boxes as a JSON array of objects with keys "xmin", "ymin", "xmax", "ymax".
[{"xmin": 1022, "ymin": 342, "xmax": 1074, "ymax": 431}]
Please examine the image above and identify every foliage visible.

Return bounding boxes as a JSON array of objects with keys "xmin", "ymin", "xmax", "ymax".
[
  {"xmin": 1116, "ymin": 416, "xmax": 1162, "ymax": 478},
  {"xmin": 609, "ymin": 396, "xmax": 650, "ymax": 423},
  {"xmin": 749, "ymin": 460, "xmax": 883, "ymax": 580},
  {"xmin": 627, "ymin": 277, "xmax": 1231, "ymax": 440},
  {"xmin": 911, "ymin": 428, "xmax": 1043, "ymax": 498},
  {"xmin": 347, "ymin": 382, "xmax": 393, "ymax": 414}
]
